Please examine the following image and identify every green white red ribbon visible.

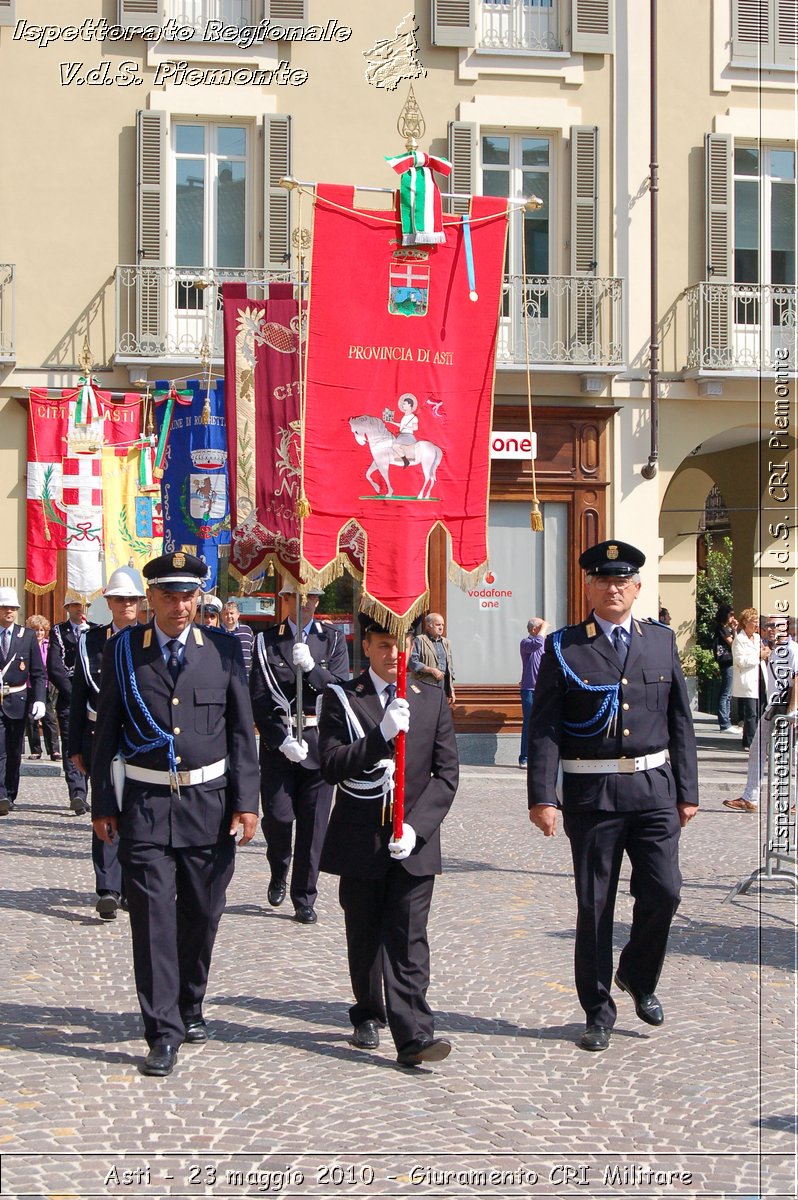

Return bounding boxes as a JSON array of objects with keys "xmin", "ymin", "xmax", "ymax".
[{"xmin": 386, "ymin": 150, "xmax": 452, "ymax": 246}]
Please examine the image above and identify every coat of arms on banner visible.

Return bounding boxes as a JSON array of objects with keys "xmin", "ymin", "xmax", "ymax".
[
  {"xmin": 388, "ymin": 257, "xmax": 429, "ymax": 317},
  {"xmin": 189, "ymin": 448, "xmax": 228, "ymax": 522}
]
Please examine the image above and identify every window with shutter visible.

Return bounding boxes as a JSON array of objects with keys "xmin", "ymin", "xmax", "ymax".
[
  {"xmin": 119, "ymin": 0, "xmax": 161, "ymax": 25},
  {"xmin": 571, "ymin": 0, "xmax": 613, "ymax": 54},
  {"xmin": 265, "ymin": 0, "xmax": 307, "ymax": 24},
  {"xmin": 263, "ymin": 114, "xmax": 291, "ymax": 270},
  {"xmin": 569, "ymin": 126, "xmax": 598, "ymax": 359},
  {"xmin": 0, "ymin": 0, "xmax": 16, "ymax": 26},
  {"xmin": 136, "ymin": 110, "xmax": 167, "ymax": 353},
  {"xmin": 732, "ymin": 0, "xmax": 796, "ymax": 65},
  {"xmin": 480, "ymin": 0, "xmax": 561, "ymax": 51},
  {"xmin": 448, "ymin": 121, "xmax": 477, "ymax": 215},
  {"xmin": 432, "ymin": 0, "xmax": 476, "ymax": 47},
  {"xmin": 704, "ymin": 133, "xmax": 733, "ymax": 363}
]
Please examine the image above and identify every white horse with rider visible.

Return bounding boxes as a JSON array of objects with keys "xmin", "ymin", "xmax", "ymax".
[{"xmin": 349, "ymin": 397, "xmax": 443, "ymax": 500}]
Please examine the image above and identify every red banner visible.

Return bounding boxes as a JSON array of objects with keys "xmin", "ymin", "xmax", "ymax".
[
  {"xmin": 301, "ymin": 186, "xmax": 508, "ymax": 630},
  {"xmin": 26, "ymin": 389, "xmax": 143, "ymax": 596},
  {"xmin": 223, "ymin": 283, "xmax": 365, "ymax": 590}
]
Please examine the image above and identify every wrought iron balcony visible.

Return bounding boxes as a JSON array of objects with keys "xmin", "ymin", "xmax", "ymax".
[
  {"xmin": 495, "ymin": 274, "xmax": 624, "ymax": 369},
  {"xmin": 480, "ymin": 0, "xmax": 562, "ymax": 52},
  {"xmin": 166, "ymin": 0, "xmax": 253, "ymax": 37},
  {"xmin": 686, "ymin": 281, "xmax": 797, "ymax": 373},
  {"xmin": 114, "ymin": 265, "xmax": 297, "ymax": 363},
  {"xmin": 0, "ymin": 264, "xmax": 15, "ymax": 362}
]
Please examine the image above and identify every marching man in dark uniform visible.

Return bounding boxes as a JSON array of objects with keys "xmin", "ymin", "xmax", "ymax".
[
  {"xmin": 69, "ymin": 566, "xmax": 146, "ymax": 920},
  {"xmin": 250, "ymin": 584, "xmax": 349, "ymax": 924},
  {"xmin": 318, "ymin": 617, "xmax": 459, "ymax": 1067},
  {"xmin": 0, "ymin": 588, "xmax": 46, "ymax": 816},
  {"xmin": 527, "ymin": 540, "xmax": 699, "ymax": 1052},
  {"xmin": 91, "ymin": 552, "xmax": 260, "ymax": 1077},
  {"xmin": 48, "ymin": 595, "xmax": 91, "ymax": 815}
]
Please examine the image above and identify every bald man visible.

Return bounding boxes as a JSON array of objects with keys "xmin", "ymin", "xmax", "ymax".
[{"xmin": 408, "ymin": 614, "xmax": 456, "ymax": 707}]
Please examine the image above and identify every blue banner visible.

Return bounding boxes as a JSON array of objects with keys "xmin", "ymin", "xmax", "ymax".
[{"xmin": 155, "ymin": 379, "xmax": 230, "ymax": 590}]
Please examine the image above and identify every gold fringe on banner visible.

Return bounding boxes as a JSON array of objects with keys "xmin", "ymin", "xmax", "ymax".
[
  {"xmin": 24, "ymin": 579, "xmax": 57, "ymax": 596},
  {"xmin": 448, "ymin": 559, "xmax": 490, "ymax": 591},
  {"xmin": 358, "ymin": 590, "xmax": 430, "ymax": 641}
]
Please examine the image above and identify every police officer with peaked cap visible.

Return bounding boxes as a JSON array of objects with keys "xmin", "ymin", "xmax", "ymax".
[
  {"xmin": 526, "ymin": 540, "xmax": 699, "ymax": 1052},
  {"xmin": 318, "ymin": 614, "xmax": 459, "ymax": 1067},
  {"xmin": 68, "ymin": 566, "xmax": 147, "ymax": 920},
  {"xmin": 249, "ymin": 583, "xmax": 350, "ymax": 923},
  {"xmin": 91, "ymin": 551, "xmax": 260, "ymax": 1076},
  {"xmin": 48, "ymin": 593, "xmax": 93, "ymax": 815},
  {"xmin": 0, "ymin": 587, "xmax": 46, "ymax": 816}
]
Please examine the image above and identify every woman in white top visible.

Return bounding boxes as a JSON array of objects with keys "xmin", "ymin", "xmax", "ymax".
[{"xmin": 731, "ymin": 607, "xmax": 769, "ymax": 749}]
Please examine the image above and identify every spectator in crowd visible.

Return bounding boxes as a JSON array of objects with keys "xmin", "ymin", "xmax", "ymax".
[
  {"xmin": 732, "ymin": 607, "xmax": 768, "ymax": 751},
  {"xmin": 658, "ymin": 606, "xmax": 671, "ymax": 626},
  {"xmin": 47, "ymin": 596, "xmax": 92, "ymax": 815},
  {"xmin": 724, "ymin": 616, "xmax": 798, "ymax": 812},
  {"xmin": 408, "ymin": 613, "xmax": 456, "ymax": 706},
  {"xmin": 222, "ymin": 600, "xmax": 255, "ymax": 676},
  {"xmin": 518, "ymin": 617, "xmax": 549, "ymax": 768},
  {"xmin": 713, "ymin": 605, "xmax": 737, "ymax": 732},
  {"xmin": 25, "ymin": 615, "xmax": 61, "ymax": 761}
]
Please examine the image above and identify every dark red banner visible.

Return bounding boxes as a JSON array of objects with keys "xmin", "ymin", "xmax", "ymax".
[{"xmin": 301, "ymin": 186, "xmax": 508, "ymax": 630}]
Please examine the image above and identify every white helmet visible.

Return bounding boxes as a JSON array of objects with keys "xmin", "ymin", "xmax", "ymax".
[
  {"xmin": 201, "ymin": 594, "xmax": 224, "ymax": 614},
  {"xmin": 104, "ymin": 566, "xmax": 146, "ymax": 599},
  {"xmin": 0, "ymin": 587, "xmax": 20, "ymax": 608}
]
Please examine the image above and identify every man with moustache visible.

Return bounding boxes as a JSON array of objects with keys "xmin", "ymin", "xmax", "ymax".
[
  {"xmin": 526, "ymin": 541, "xmax": 698, "ymax": 1052},
  {"xmin": 91, "ymin": 552, "xmax": 259, "ymax": 1077}
]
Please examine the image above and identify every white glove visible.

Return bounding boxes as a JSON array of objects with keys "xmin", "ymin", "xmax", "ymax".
[
  {"xmin": 292, "ymin": 643, "xmax": 315, "ymax": 673},
  {"xmin": 388, "ymin": 823, "xmax": 417, "ymax": 860},
  {"xmin": 279, "ymin": 735, "xmax": 309, "ymax": 763},
  {"xmin": 380, "ymin": 697, "xmax": 410, "ymax": 741},
  {"xmin": 30, "ymin": 701, "xmax": 46, "ymax": 721}
]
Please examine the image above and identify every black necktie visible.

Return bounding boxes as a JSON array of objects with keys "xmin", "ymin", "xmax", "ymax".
[
  {"xmin": 166, "ymin": 639, "xmax": 181, "ymax": 683},
  {"xmin": 0, "ymin": 629, "xmax": 9, "ymax": 665},
  {"xmin": 612, "ymin": 626, "xmax": 628, "ymax": 666},
  {"xmin": 385, "ymin": 683, "xmax": 396, "ymax": 707}
]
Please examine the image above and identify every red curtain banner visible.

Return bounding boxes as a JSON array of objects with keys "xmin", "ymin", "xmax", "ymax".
[
  {"xmin": 223, "ymin": 282, "xmax": 365, "ymax": 590},
  {"xmin": 301, "ymin": 186, "xmax": 508, "ymax": 631},
  {"xmin": 26, "ymin": 389, "xmax": 143, "ymax": 596}
]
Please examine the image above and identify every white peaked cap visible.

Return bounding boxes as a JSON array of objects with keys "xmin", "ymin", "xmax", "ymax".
[
  {"xmin": 0, "ymin": 587, "xmax": 20, "ymax": 607},
  {"xmin": 104, "ymin": 566, "xmax": 146, "ymax": 599}
]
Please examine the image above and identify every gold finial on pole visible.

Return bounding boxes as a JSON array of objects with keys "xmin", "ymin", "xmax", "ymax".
[
  {"xmin": 397, "ymin": 84, "xmax": 425, "ymax": 151},
  {"xmin": 79, "ymin": 336, "xmax": 93, "ymax": 377}
]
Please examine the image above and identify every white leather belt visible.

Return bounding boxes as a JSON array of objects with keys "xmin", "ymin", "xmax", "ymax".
[
  {"xmin": 0, "ymin": 684, "xmax": 27, "ymax": 697},
  {"xmin": 87, "ymin": 708, "xmax": 97, "ymax": 722},
  {"xmin": 124, "ymin": 758, "xmax": 227, "ymax": 787},
  {"xmin": 562, "ymin": 750, "xmax": 668, "ymax": 775},
  {"xmin": 291, "ymin": 715, "xmax": 318, "ymax": 728}
]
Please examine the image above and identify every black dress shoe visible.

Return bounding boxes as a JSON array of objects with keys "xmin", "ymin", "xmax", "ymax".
[
  {"xmin": 267, "ymin": 877, "xmax": 287, "ymax": 907},
  {"xmin": 70, "ymin": 795, "xmax": 89, "ymax": 816},
  {"xmin": 294, "ymin": 905, "xmax": 317, "ymax": 924},
  {"xmin": 614, "ymin": 972, "xmax": 664, "ymax": 1026},
  {"xmin": 0, "ymin": 798, "xmax": 11, "ymax": 816},
  {"xmin": 183, "ymin": 1019, "xmax": 209, "ymax": 1044},
  {"xmin": 96, "ymin": 893, "xmax": 120, "ymax": 921},
  {"xmin": 396, "ymin": 1037, "xmax": 452, "ymax": 1067},
  {"xmin": 351, "ymin": 1020, "xmax": 380, "ymax": 1049},
  {"xmin": 140, "ymin": 1044, "xmax": 178, "ymax": 1076},
  {"xmin": 579, "ymin": 1025, "xmax": 611, "ymax": 1051}
]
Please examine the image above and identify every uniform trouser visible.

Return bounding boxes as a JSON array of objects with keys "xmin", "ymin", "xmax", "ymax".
[
  {"xmin": 118, "ymin": 837, "xmax": 236, "ymax": 1048},
  {"xmin": 339, "ymin": 868, "xmax": 436, "ymax": 1052},
  {"xmin": 26, "ymin": 699, "xmax": 60, "ymax": 756},
  {"xmin": 0, "ymin": 714, "xmax": 26, "ymax": 800},
  {"xmin": 54, "ymin": 704, "xmax": 88, "ymax": 802},
  {"xmin": 563, "ymin": 806, "xmax": 682, "ymax": 1029},
  {"xmin": 92, "ymin": 825, "xmax": 123, "ymax": 896},
  {"xmin": 260, "ymin": 752, "xmax": 333, "ymax": 909}
]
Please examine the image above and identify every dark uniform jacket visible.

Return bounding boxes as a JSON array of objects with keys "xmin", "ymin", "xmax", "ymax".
[
  {"xmin": 1, "ymin": 626, "xmax": 45, "ymax": 720},
  {"xmin": 68, "ymin": 623, "xmax": 116, "ymax": 766},
  {"xmin": 47, "ymin": 621, "xmax": 85, "ymax": 706},
  {"xmin": 250, "ymin": 619, "xmax": 350, "ymax": 769},
  {"xmin": 527, "ymin": 615, "xmax": 698, "ymax": 814},
  {"xmin": 90, "ymin": 623, "xmax": 260, "ymax": 847},
  {"xmin": 318, "ymin": 674, "xmax": 459, "ymax": 879}
]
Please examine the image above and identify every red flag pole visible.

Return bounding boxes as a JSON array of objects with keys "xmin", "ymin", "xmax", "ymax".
[{"xmin": 393, "ymin": 648, "xmax": 407, "ymax": 839}]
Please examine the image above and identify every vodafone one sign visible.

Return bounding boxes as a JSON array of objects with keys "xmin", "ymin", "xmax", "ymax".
[{"xmin": 490, "ymin": 431, "xmax": 537, "ymax": 459}]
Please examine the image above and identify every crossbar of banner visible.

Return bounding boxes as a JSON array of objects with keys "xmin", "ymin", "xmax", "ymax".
[{"xmin": 279, "ymin": 176, "xmax": 543, "ymax": 210}]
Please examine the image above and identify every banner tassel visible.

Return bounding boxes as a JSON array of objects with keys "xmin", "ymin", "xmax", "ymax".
[
  {"xmin": 530, "ymin": 500, "xmax": 544, "ymax": 532},
  {"xmin": 297, "ymin": 495, "xmax": 312, "ymax": 519}
]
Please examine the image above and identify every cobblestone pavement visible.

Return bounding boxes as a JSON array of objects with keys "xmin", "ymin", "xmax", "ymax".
[{"xmin": 0, "ymin": 715, "xmax": 795, "ymax": 1199}]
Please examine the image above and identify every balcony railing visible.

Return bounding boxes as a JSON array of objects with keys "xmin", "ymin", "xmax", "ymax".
[
  {"xmin": 115, "ymin": 265, "xmax": 297, "ymax": 362},
  {"xmin": 166, "ymin": 0, "xmax": 253, "ymax": 37},
  {"xmin": 0, "ymin": 264, "xmax": 15, "ymax": 362},
  {"xmin": 116, "ymin": 265, "xmax": 623, "ymax": 371},
  {"xmin": 686, "ymin": 282, "xmax": 798, "ymax": 373},
  {"xmin": 480, "ymin": 0, "xmax": 561, "ymax": 52},
  {"xmin": 496, "ymin": 274, "xmax": 624, "ymax": 369}
]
